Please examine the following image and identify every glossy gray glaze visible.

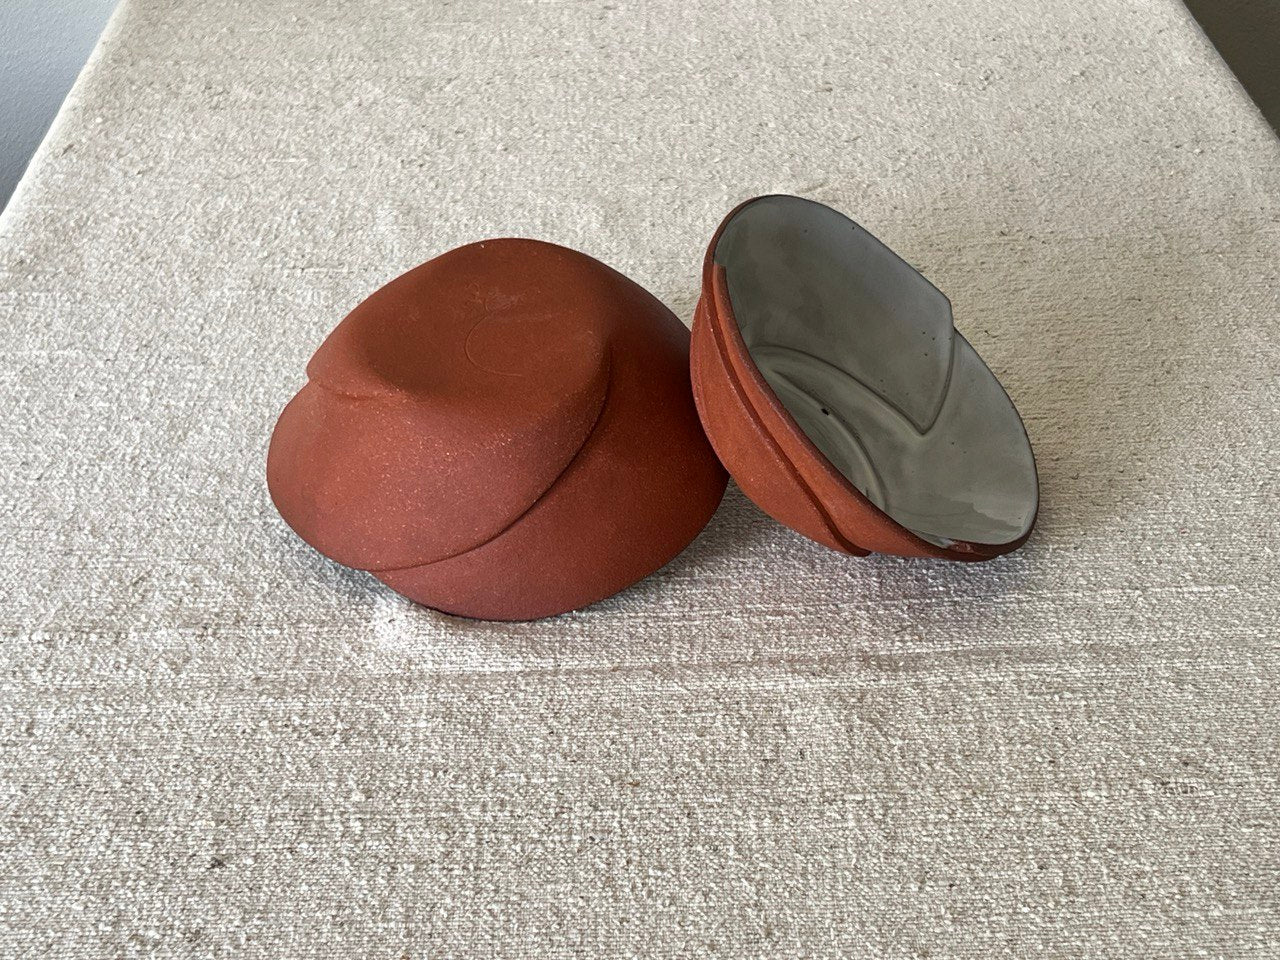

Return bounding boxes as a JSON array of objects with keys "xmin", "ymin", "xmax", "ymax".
[{"xmin": 713, "ymin": 195, "xmax": 1037, "ymax": 547}]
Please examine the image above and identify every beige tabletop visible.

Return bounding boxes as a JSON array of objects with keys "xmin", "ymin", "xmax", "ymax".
[{"xmin": 1, "ymin": 0, "xmax": 1278, "ymax": 956}]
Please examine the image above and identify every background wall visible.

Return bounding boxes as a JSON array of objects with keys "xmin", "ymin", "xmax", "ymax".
[
  {"xmin": 1, "ymin": 0, "xmax": 120, "ymax": 211},
  {"xmin": 1184, "ymin": 0, "xmax": 1280, "ymax": 133}
]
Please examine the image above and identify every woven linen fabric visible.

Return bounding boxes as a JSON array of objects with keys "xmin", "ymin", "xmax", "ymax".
[{"xmin": 2, "ymin": 0, "xmax": 1278, "ymax": 956}]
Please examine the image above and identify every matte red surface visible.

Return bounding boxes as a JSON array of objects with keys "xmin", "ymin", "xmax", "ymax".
[
  {"xmin": 690, "ymin": 199, "xmax": 1033, "ymax": 562},
  {"xmin": 268, "ymin": 239, "xmax": 727, "ymax": 620}
]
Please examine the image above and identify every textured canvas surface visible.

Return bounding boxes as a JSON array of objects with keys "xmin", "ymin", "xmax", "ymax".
[{"xmin": 2, "ymin": 0, "xmax": 1278, "ymax": 956}]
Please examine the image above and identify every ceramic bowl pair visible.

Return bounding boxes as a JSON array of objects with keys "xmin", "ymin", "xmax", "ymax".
[{"xmin": 268, "ymin": 196, "xmax": 1038, "ymax": 620}]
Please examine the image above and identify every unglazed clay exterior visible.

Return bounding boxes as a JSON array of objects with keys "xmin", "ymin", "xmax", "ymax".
[
  {"xmin": 268, "ymin": 239, "xmax": 727, "ymax": 620},
  {"xmin": 691, "ymin": 195, "xmax": 1038, "ymax": 560}
]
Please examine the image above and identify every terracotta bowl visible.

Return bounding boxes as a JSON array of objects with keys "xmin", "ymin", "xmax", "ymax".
[
  {"xmin": 268, "ymin": 239, "xmax": 727, "ymax": 620},
  {"xmin": 690, "ymin": 195, "xmax": 1038, "ymax": 560}
]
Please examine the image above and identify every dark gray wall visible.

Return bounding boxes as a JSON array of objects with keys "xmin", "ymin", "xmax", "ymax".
[
  {"xmin": 1, "ymin": 0, "xmax": 120, "ymax": 211},
  {"xmin": 1183, "ymin": 0, "xmax": 1280, "ymax": 134}
]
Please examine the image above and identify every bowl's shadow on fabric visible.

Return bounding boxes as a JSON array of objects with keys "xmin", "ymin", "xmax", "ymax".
[{"xmin": 280, "ymin": 529, "xmax": 383, "ymax": 604}]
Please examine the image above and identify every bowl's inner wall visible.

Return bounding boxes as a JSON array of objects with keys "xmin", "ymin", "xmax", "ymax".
[{"xmin": 713, "ymin": 195, "xmax": 1037, "ymax": 547}]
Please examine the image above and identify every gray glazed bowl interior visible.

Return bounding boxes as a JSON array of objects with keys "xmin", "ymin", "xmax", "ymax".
[{"xmin": 713, "ymin": 195, "xmax": 1038, "ymax": 548}]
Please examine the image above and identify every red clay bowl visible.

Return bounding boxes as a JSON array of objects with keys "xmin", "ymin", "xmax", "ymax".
[
  {"xmin": 690, "ymin": 195, "xmax": 1038, "ymax": 560},
  {"xmin": 268, "ymin": 239, "xmax": 727, "ymax": 620}
]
